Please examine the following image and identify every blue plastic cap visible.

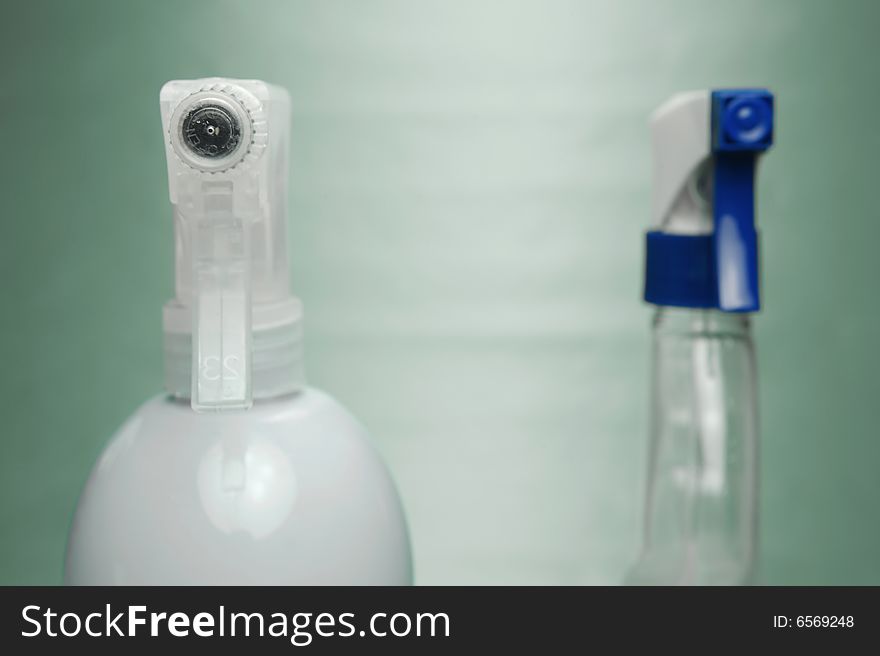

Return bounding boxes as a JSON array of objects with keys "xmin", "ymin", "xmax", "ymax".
[
  {"xmin": 644, "ymin": 88, "xmax": 773, "ymax": 313},
  {"xmin": 644, "ymin": 232, "xmax": 716, "ymax": 308}
]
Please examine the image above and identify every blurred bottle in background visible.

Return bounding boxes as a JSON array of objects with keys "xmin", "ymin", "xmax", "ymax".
[{"xmin": 627, "ymin": 89, "xmax": 773, "ymax": 585}]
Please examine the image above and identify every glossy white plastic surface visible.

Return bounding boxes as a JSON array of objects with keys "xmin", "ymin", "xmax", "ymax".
[{"xmin": 65, "ymin": 389, "xmax": 412, "ymax": 585}]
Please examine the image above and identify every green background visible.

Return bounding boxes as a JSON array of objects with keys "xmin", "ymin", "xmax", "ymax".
[{"xmin": 1, "ymin": 0, "xmax": 878, "ymax": 585}]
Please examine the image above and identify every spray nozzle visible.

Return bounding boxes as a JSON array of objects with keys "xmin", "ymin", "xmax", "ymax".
[
  {"xmin": 644, "ymin": 89, "xmax": 774, "ymax": 313},
  {"xmin": 160, "ymin": 79, "xmax": 298, "ymax": 412},
  {"xmin": 181, "ymin": 102, "xmax": 243, "ymax": 160}
]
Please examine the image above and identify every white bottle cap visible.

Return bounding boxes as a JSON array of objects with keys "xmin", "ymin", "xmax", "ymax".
[{"xmin": 159, "ymin": 78, "xmax": 304, "ymax": 411}]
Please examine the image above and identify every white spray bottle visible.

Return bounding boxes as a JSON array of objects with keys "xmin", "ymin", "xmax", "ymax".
[
  {"xmin": 627, "ymin": 89, "xmax": 774, "ymax": 585},
  {"xmin": 65, "ymin": 78, "xmax": 413, "ymax": 584}
]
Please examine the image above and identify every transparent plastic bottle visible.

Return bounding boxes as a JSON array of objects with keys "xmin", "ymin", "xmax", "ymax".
[
  {"xmin": 626, "ymin": 307, "xmax": 758, "ymax": 585},
  {"xmin": 628, "ymin": 88, "xmax": 773, "ymax": 585}
]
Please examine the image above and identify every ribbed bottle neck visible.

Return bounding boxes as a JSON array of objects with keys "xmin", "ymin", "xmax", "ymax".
[
  {"xmin": 162, "ymin": 297, "xmax": 306, "ymax": 403},
  {"xmin": 652, "ymin": 306, "xmax": 752, "ymax": 339}
]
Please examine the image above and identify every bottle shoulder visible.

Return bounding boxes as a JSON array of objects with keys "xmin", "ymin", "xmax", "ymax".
[
  {"xmin": 67, "ymin": 385, "xmax": 412, "ymax": 584},
  {"xmin": 95, "ymin": 387, "xmax": 377, "ymax": 474},
  {"xmin": 126, "ymin": 387, "xmax": 362, "ymax": 435}
]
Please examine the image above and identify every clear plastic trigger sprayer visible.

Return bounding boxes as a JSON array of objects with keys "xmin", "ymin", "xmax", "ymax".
[{"xmin": 160, "ymin": 79, "xmax": 303, "ymax": 412}]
